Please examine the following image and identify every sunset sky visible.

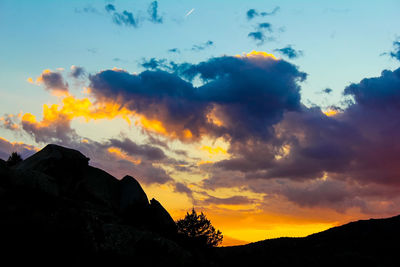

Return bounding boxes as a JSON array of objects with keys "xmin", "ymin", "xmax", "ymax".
[{"xmin": 1, "ymin": 0, "xmax": 400, "ymax": 246}]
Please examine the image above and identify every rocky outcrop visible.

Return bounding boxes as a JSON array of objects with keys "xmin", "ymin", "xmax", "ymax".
[
  {"xmin": 119, "ymin": 175, "xmax": 149, "ymax": 212},
  {"xmin": 11, "ymin": 168, "xmax": 59, "ymax": 196},
  {"xmin": 0, "ymin": 144, "xmax": 212, "ymax": 266},
  {"xmin": 149, "ymin": 198, "xmax": 177, "ymax": 234},
  {"xmin": 16, "ymin": 144, "xmax": 89, "ymax": 195},
  {"xmin": 74, "ymin": 166, "xmax": 120, "ymax": 209}
]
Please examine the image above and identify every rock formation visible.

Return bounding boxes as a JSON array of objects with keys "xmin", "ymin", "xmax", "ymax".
[{"xmin": 0, "ymin": 144, "xmax": 207, "ymax": 266}]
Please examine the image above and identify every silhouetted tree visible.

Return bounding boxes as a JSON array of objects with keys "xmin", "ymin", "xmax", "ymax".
[
  {"xmin": 6, "ymin": 152, "xmax": 22, "ymax": 167},
  {"xmin": 176, "ymin": 208, "xmax": 223, "ymax": 248}
]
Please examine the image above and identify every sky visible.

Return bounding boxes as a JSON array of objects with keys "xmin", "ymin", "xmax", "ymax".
[{"xmin": 1, "ymin": 0, "xmax": 400, "ymax": 246}]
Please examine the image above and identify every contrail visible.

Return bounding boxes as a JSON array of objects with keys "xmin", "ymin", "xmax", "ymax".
[{"xmin": 185, "ymin": 8, "xmax": 195, "ymax": 18}]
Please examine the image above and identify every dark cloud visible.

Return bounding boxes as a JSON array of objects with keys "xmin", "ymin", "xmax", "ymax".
[
  {"xmin": 148, "ymin": 1, "xmax": 163, "ymax": 24},
  {"xmin": 141, "ymin": 58, "xmax": 167, "ymax": 70},
  {"xmin": 168, "ymin": 48, "xmax": 180, "ymax": 53},
  {"xmin": 322, "ymin": 88, "xmax": 333, "ymax": 94},
  {"xmin": 390, "ymin": 40, "xmax": 400, "ymax": 61},
  {"xmin": 173, "ymin": 182, "xmax": 193, "ymax": 199},
  {"xmin": 258, "ymin": 22, "xmax": 272, "ymax": 31},
  {"xmin": 105, "ymin": 4, "xmax": 116, "ymax": 13},
  {"xmin": 248, "ymin": 31, "xmax": 265, "ymax": 43},
  {"xmin": 191, "ymin": 40, "xmax": 214, "ymax": 51},
  {"xmin": 70, "ymin": 66, "xmax": 86, "ymax": 79},
  {"xmin": 104, "ymin": 4, "xmax": 138, "ymax": 28},
  {"xmin": 108, "ymin": 138, "xmax": 166, "ymax": 161},
  {"xmin": 22, "ymin": 114, "xmax": 78, "ymax": 146},
  {"xmin": 206, "ymin": 66, "xmax": 400, "ymax": 213},
  {"xmin": 112, "ymin": 10, "xmax": 137, "ymax": 27},
  {"xmin": 246, "ymin": 7, "xmax": 280, "ymax": 20},
  {"xmin": 344, "ymin": 68, "xmax": 400, "ymax": 109},
  {"xmin": 89, "ymin": 53, "xmax": 306, "ymax": 142},
  {"xmin": 39, "ymin": 70, "xmax": 68, "ymax": 92},
  {"xmin": 248, "ymin": 23, "xmax": 273, "ymax": 45},
  {"xmin": 246, "ymin": 9, "xmax": 258, "ymax": 20},
  {"xmin": 275, "ymin": 45, "xmax": 303, "ymax": 59}
]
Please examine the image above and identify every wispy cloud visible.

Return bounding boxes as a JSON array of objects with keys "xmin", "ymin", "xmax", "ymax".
[{"xmin": 191, "ymin": 40, "xmax": 214, "ymax": 51}]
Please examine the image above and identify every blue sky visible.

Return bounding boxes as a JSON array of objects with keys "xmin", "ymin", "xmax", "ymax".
[
  {"xmin": 1, "ymin": 0, "xmax": 400, "ymax": 245},
  {"xmin": 1, "ymin": 0, "xmax": 399, "ymax": 116}
]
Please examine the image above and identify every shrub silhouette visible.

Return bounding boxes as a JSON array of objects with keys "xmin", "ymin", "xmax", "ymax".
[
  {"xmin": 6, "ymin": 152, "xmax": 22, "ymax": 167},
  {"xmin": 176, "ymin": 208, "xmax": 223, "ymax": 248}
]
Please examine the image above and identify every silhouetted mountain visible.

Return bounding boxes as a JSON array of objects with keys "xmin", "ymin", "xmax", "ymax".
[{"xmin": 0, "ymin": 144, "xmax": 399, "ymax": 266}]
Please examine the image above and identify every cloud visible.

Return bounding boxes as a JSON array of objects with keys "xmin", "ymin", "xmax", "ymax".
[
  {"xmin": 75, "ymin": 5, "xmax": 99, "ymax": 14},
  {"xmin": 104, "ymin": 4, "xmax": 138, "ymax": 28},
  {"xmin": 246, "ymin": 7, "xmax": 280, "ymax": 20},
  {"xmin": 105, "ymin": 4, "xmax": 116, "ymax": 13},
  {"xmin": 108, "ymin": 138, "xmax": 166, "ymax": 161},
  {"xmin": 203, "ymin": 66, "xmax": 400, "ymax": 213},
  {"xmin": 202, "ymin": 194, "xmax": 255, "ymax": 206},
  {"xmin": 248, "ymin": 31, "xmax": 265, "ymax": 43},
  {"xmin": 89, "ymin": 51, "xmax": 306, "ymax": 142},
  {"xmin": 168, "ymin": 48, "xmax": 180, "ymax": 53},
  {"xmin": 389, "ymin": 40, "xmax": 400, "ymax": 61},
  {"xmin": 260, "ymin": 7, "xmax": 280, "ymax": 16},
  {"xmin": 247, "ymin": 23, "xmax": 273, "ymax": 45},
  {"xmin": 141, "ymin": 58, "xmax": 168, "ymax": 70},
  {"xmin": 148, "ymin": 1, "xmax": 163, "ymax": 24},
  {"xmin": 191, "ymin": 40, "xmax": 214, "ymax": 51},
  {"xmin": 246, "ymin": 9, "xmax": 258, "ymax": 20},
  {"xmin": 173, "ymin": 182, "xmax": 193, "ymax": 199},
  {"xmin": 322, "ymin": 88, "xmax": 333, "ymax": 94},
  {"xmin": 70, "ymin": 65, "xmax": 86, "ymax": 78},
  {"xmin": 0, "ymin": 114, "xmax": 20, "ymax": 131},
  {"xmin": 275, "ymin": 45, "xmax": 303, "ymax": 59},
  {"xmin": 20, "ymin": 95, "xmax": 133, "ymax": 145},
  {"xmin": 113, "ymin": 10, "xmax": 137, "ymax": 27},
  {"xmin": 0, "ymin": 137, "xmax": 38, "ymax": 161},
  {"xmin": 36, "ymin": 69, "xmax": 68, "ymax": 92}
]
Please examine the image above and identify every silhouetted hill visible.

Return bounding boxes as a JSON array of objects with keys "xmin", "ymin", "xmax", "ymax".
[
  {"xmin": 213, "ymin": 215, "xmax": 400, "ymax": 267},
  {"xmin": 1, "ymin": 144, "xmax": 399, "ymax": 266}
]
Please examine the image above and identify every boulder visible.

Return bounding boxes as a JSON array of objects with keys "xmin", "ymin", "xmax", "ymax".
[
  {"xmin": 16, "ymin": 144, "xmax": 90, "ymax": 194},
  {"xmin": 149, "ymin": 198, "xmax": 177, "ymax": 234},
  {"xmin": 10, "ymin": 169, "xmax": 59, "ymax": 196},
  {"xmin": 73, "ymin": 166, "xmax": 120, "ymax": 209},
  {"xmin": 119, "ymin": 175, "xmax": 149, "ymax": 212}
]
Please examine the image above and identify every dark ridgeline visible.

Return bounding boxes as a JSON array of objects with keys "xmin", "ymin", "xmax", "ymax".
[{"xmin": 0, "ymin": 144, "xmax": 400, "ymax": 267}]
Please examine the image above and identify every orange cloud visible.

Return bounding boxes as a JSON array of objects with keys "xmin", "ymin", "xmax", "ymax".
[
  {"xmin": 235, "ymin": 50, "xmax": 278, "ymax": 60},
  {"xmin": 201, "ymin": 145, "xmax": 227, "ymax": 155},
  {"xmin": 21, "ymin": 95, "xmax": 133, "ymax": 129},
  {"xmin": 136, "ymin": 115, "xmax": 195, "ymax": 141},
  {"xmin": 107, "ymin": 147, "xmax": 141, "ymax": 165},
  {"xmin": 323, "ymin": 108, "xmax": 339, "ymax": 117}
]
